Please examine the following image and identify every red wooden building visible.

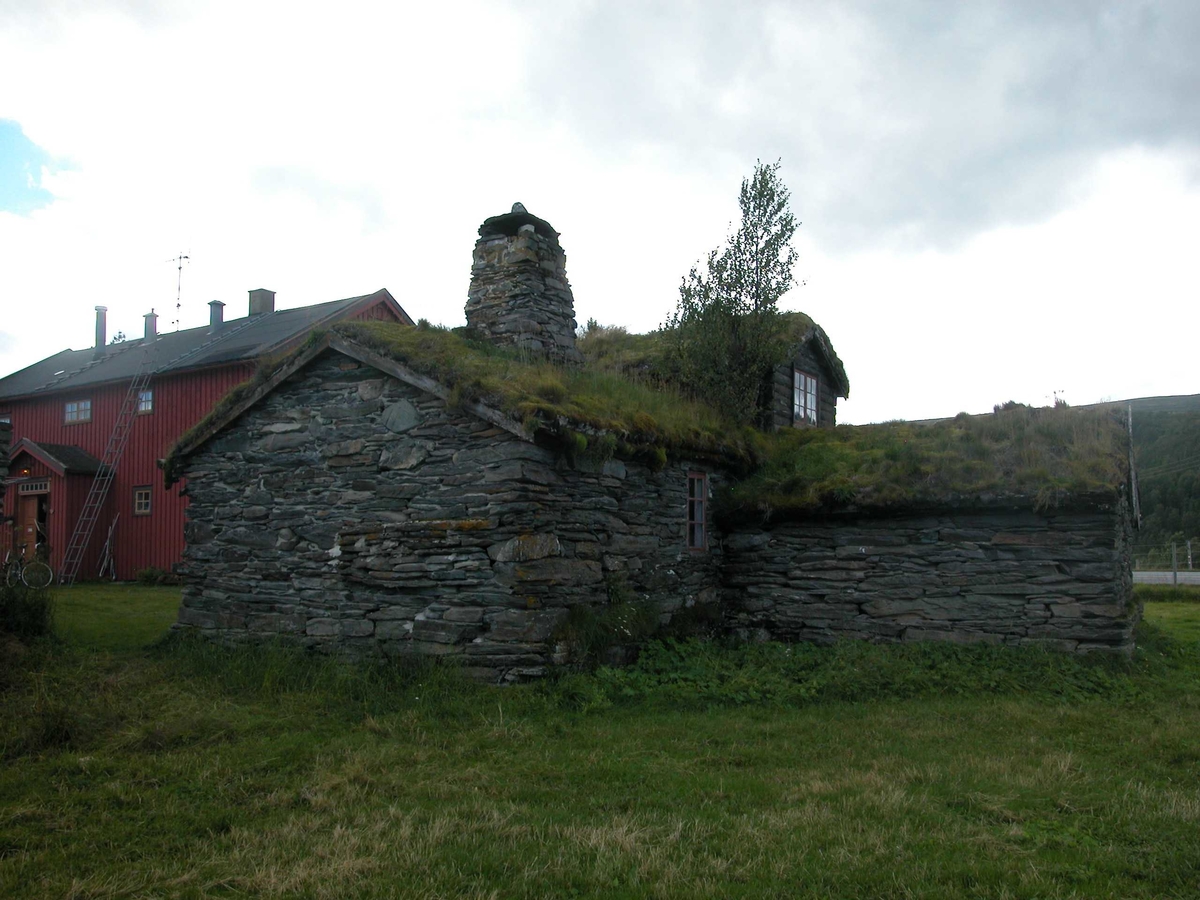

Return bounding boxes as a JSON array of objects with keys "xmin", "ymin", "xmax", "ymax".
[{"xmin": 0, "ymin": 288, "xmax": 411, "ymax": 581}]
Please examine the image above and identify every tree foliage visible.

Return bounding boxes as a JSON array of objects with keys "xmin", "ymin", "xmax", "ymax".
[
  {"xmin": 664, "ymin": 160, "xmax": 799, "ymax": 424},
  {"xmin": 1133, "ymin": 410, "xmax": 1200, "ymax": 553}
]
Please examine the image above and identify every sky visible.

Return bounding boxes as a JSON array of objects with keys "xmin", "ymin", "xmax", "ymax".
[{"xmin": 1, "ymin": 0, "xmax": 1198, "ymax": 424}]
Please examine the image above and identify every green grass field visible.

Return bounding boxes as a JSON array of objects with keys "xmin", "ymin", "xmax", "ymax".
[
  {"xmin": 52, "ymin": 583, "xmax": 181, "ymax": 650},
  {"xmin": 1, "ymin": 587, "xmax": 1198, "ymax": 898}
]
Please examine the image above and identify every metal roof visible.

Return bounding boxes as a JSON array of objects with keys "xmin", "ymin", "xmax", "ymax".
[{"xmin": 0, "ymin": 289, "xmax": 411, "ymax": 401}]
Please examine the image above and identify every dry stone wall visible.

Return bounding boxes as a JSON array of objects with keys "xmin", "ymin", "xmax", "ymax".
[
  {"xmin": 464, "ymin": 208, "xmax": 584, "ymax": 365},
  {"xmin": 723, "ymin": 499, "xmax": 1138, "ymax": 654},
  {"xmin": 176, "ymin": 351, "xmax": 721, "ymax": 680}
]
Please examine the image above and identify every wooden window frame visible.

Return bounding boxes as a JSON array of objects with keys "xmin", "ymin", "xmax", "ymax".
[
  {"xmin": 686, "ymin": 471, "xmax": 708, "ymax": 552},
  {"xmin": 64, "ymin": 399, "xmax": 92, "ymax": 425},
  {"xmin": 137, "ymin": 389, "xmax": 154, "ymax": 415},
  {"xmin": 793, "ymin": 368, "xmax": 818, "ymax": 425},
  {"xmin": 133, "ymin": 486, "xmax": 152, "ymax": 516}
]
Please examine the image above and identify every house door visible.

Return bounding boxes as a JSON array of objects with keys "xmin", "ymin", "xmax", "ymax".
[
  {"xmin": 17, "ymin": 494, "xmax": 39, "ymax": 559},
  {"xmin": 15, "ymin": 488, "xmax": 49, "ymax": 560}
]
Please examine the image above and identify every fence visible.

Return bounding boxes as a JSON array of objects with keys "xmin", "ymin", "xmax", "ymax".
[{"xmin": 1132, "ymin": 538, "xmax": 1200, "ymax": 586}]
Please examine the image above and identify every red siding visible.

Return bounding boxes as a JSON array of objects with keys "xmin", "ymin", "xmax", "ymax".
[
  {"xmin": 352, "ymin": 303, "xmax": 403, "ymax": 323},
  {"xmin": 2, "ymin": 363, "xmax": 253, "ymax": 580}
]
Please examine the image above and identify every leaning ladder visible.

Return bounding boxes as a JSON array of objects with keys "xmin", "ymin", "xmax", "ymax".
[{"xmin": 59, "ymin": 366, "xmax": 154, "ymax": 586}]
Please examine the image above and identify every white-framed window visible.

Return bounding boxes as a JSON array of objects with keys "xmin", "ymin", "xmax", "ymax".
[
  {"xmin": 138, "ymin": 389, "xmax": 154, "ymax": 414},
  {"xmin": 133, "ymin": 486, "xmax": 152, "ymax": 516},
  {"xmin": 65, "ymin": 399, "xmax": 92, "ymax": 424},
  {"xmin": 0, "ymin": 413, "xmax": 10, "ymax": 424},
  {"xmin": 793, "ymin": 369, "xmax": 818, "ymax": 425},
  {"xmin": 687, "ymin": 472, "xmax": 707, "ymax": 551}
]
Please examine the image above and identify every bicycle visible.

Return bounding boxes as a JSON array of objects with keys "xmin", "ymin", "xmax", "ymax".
[{"xmin": 3, "ymin": 544, "xmax": 54, "ymax": 589}]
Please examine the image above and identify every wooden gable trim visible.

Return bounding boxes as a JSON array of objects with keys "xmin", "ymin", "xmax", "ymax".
[
  {"xmin": 256, "ymin": 290, "xmax": 416, "ymax": 361},
  {"xmin": 9, "ymin": 438, "xmax": 67, "ymax": 476},
  {"xmin": 365, "ymin": 289, "xmax": 415, "ymax": 327}
]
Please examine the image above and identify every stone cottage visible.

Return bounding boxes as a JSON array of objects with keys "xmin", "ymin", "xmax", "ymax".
[{"xmin": 163, "ymin": 205, "xmax": 1141, "ymax": 678}]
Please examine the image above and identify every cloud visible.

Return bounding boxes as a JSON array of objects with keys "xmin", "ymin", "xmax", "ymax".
[
  {"xmin": 251, "ymin": 167, "xmax": 389, "ymax": 232},
  {"xmin": 0, "ymin": 1, "xmax": 1197, "ymax": 425},
  {"xmin": 0, "ymin": 119, "xmax": 58, "ymax": 214},
  {"xmin": 522, "ymin": 0, "xmax": 1200, "ymax": 251}
]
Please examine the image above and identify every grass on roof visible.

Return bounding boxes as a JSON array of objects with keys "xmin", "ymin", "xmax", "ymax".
[
  {"xmin": 577, "ymin": 323, "xmax": 671, "ymax": 377},
  {"xmin": 576, "ymin": 311, "xmax": 822, "ymax": 382},
  {"xmin": 165, "ymin": 323, "xmax": 1128, "ymax": 516},
  {"xmin": 723, "ymin": 404, "xmax": 1130, "ymax": 521},
  {"xmin": 336, "ymin": 321, "xmax": 759, "ymax": 462}
]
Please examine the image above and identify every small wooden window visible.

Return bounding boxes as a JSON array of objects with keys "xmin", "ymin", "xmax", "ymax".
[
  {"xmin": 687, "ymin": 472, "xmax": 707, "ymax": 551},
  {"xmin": 0, "ymin": 414, "xmax": 10, "ymax": 424},
  {"xmin": 133, "ymin": 487, "xmax": 152, "ymax": 516},
  {"xmin": 137, "ymin": 390, "xmax": 153, "ymax": 414},
  {"xmin": 64, "ymin": 399, "xmax": 92, "ymax": 424},
  {"xmin": 793, "ymin": 369, "xmax": 818, "ymax": 425}
]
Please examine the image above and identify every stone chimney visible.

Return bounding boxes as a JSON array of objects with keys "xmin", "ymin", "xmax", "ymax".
[
  {"xmin": 94, "ymin": 306, "xmax": 107, "ymax": 349},
  {"xmin": 465, "ymin": 203, "xmax": 583, "ymax": 365},
  {"xmin": 249, "ymin": 288, "xmax": 275, "ymax": 316},
  {"xmin": 144, "ymin": 309, "xmax": 158, "ymax": 343},
  {"xmin": 208, "ymin": 300, "xmax": 225, "ymax": 333}
]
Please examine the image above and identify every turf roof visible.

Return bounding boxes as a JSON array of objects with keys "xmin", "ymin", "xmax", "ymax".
[
  {"xmin": 164, "ymin": 323, "xmax": 1129, "ymax": 520},
  {"xmin": 333, "ymin": 321, "xmax": 761, "ymax": 463},
  {"xmin": 722, "ymin": 405, "xmax": 1131, "ymax": 523},
  {"xmin": 575, "ymin": 311, "xmax": 850, "ymax": 399}
]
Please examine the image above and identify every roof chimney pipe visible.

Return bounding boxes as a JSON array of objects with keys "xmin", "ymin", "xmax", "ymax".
[
  {"xmin": 144, "ymin": 309, "xmax": 158, "ymax": 343},
  {"xmin": 249, "ymin": 288, "xmax": 275, "ymax": 316},
  {"xmin": 94, "ymin": 306, "xmax": 108, "ymax": 349},
  {"xmin": 208, "ymin": 300, "xmax": 225, "ymax": 334}
]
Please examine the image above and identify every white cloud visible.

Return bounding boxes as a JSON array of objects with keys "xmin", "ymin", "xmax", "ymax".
[{"xmin": 1, "ymin": 1, "xmax": 1198, "ymax": 426}]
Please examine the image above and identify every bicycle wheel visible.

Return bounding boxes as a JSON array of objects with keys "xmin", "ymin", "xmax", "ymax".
[
  {"xmin": 4, "ymin": 565, "xmax": 20, "ymax": 588},
  {"xmin": 21, "ymin": 561, "xmax": 53, "ymax": 589}
]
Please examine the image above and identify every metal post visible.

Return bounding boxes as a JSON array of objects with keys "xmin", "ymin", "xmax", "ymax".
[{"xmin": 1172, "ymin": 542, "xmax": 1178, "ymax": 586}]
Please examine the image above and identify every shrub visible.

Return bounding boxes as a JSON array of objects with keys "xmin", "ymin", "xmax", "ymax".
[
  {"xmin": 135, "ymin": 567, "xmax": 177, "ymax": 586},
  {"xmin": 0, "ymin": 583, "xmax": 55, "ymax": 640}
]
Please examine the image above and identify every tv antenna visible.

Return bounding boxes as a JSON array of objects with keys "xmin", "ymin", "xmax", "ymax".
[{"xmin": 167, "ymin": 252, "xmax": 190, "ymax": 331}]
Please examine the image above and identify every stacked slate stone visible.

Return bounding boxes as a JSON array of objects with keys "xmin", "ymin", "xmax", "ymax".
[
  {"xmin": 176, "ymin": 351, "xmax": 721, "ymax": 681},
  {"xmin": 724, "ymin": 499, "xmax": 1139, "ymax": 654},
  {"xmin": 464, "ymin": 203, "xmax": 585, "ymax": 365}
]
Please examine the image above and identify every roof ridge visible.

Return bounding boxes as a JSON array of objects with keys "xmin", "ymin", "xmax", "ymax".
[{"xmin": 155, "ymin": 313, "xmax": 265, "ymax": 373}]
